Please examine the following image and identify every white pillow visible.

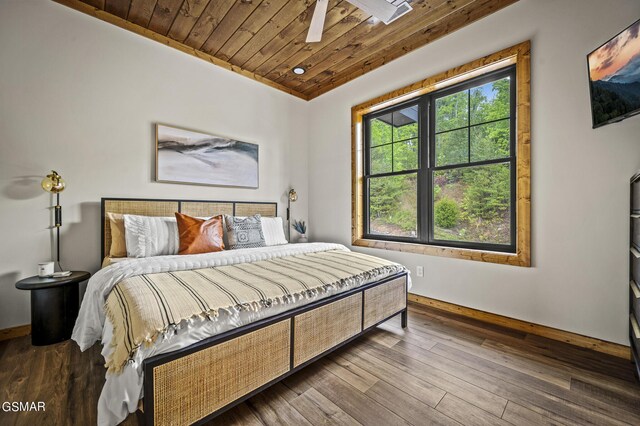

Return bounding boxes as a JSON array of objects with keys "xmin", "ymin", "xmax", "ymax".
[
  {"xmin": 124, "ymin": 215, "xmax": 179, "ymax": 258},
  {"xmin": 261, "ymin": 217, "xmax": 288, "ymax": 246}
]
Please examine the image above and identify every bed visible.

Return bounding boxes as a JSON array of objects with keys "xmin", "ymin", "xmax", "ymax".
[{"xmin": 73, "ymin": 197, "xmax": 409, "ymax": 426}]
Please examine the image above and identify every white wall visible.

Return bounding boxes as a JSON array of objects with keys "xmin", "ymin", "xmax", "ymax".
[
  {"xmin": 307, "ymin": 0, "xmax": 640, "ymax": 345},
  {"xmin": 0, "ymin": 0, "xmax": 308, "ymax": 329}
]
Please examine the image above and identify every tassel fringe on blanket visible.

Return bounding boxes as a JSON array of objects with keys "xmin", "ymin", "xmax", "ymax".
[{"xmin": 104, "ymin": 249, "xmax": 406, "ymax": 373}]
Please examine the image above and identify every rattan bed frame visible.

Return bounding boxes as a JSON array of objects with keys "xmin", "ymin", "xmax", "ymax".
[{"xmin": 100, "ymin": 197, "xmax": 408, "ymax": 426}]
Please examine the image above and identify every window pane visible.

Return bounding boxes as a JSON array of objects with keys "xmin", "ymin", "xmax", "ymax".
[
  {"xmin": 369, "ymin": 173, "xmax": 417, "ymax": 238},
  {"xmin": 370, "ymin": 114, "xmax": 392, "ymax": 147},
  {"xmin": 470, "ymin": 119, "xmax": 510, "ymax": 162},
  {"xmin": 433, "ymin": 163, "xmax": 511, "ymax": 245},
  {"xmin": 435, "ymin": 129, "xmax": 468, "ymax": 167},
  {"xmin": 370, "ymin": 144, "xmax": 392, "ymax": 175},
  {"xmin": 435, "ymin": 90, "xmax": 468, "ymax": 132},
  {"xmin": 392, "ymin": 106, "xmax": 418, "ymax": 140},
  {"xmin": 470, "ymin": 77, "xmax": 511, "ymax": 125},
  {"xmin": 393, "ymin": 139, "xmax": 418, "ymax": 172}
]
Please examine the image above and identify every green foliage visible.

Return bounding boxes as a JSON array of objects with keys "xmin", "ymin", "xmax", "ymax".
[
  {"xmin": 436, "ymin": 129, "xmax": 468, "ymax": 166},
  {"xmin": 370, "ymin": 144, "xmax": 392, "ymax": 174},
  {"xmin": 391, "ymin": 209, "xmax": 418, "ymax": 232},
  {"xmin": 434, "ymin": 198, "xmax": 460, "ymax": 229},
  {"xmin": 470, "ymin": 119, "xmax": 510, "ymax": 162},
  {"xmin": 369, "ymin": 174, "xmax": 417, "ymax": 234},
  {"xmin": 394, "ymin": 122, "xmax": 418, "ymax": 140},
  {"xmin": 370, "ymin": 118, "xmax": 392, "ymax": 146},
  {"xmin": 436, "ymin": 91, "xmax": 468, "ymax": 132},
  {"xmin": 435, "ymin": 77, "xmax": 511, "ymax": 166},
  {"xmin": 366, "ymin": 76, "xmax": 512, "ymax": 243},
  {"xmin": 591, "ymin": 81, "xmax": 640, "ymax": 126},
  {"xmin": 433, "ymin": 185, "xmax": 442, "ymax": 200},
  {"xmin": 462, "ymin": 164, "xmax": 510, "ymax": 220},
  {"xmin": 393, "ymin": 138, "xmax": 418, "ymax": 171},
  {"xmin": 471, "ymin": 78, "xmax": 510, "ymax": 123},
  {"xmin": 369, "ymin": 113, "xmax": 419, "ymax": 175}
]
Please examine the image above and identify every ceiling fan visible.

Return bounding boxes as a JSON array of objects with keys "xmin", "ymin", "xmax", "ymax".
[{"xmin": 306, "ymin": 0, "xmax": 413, "ymax": 42}]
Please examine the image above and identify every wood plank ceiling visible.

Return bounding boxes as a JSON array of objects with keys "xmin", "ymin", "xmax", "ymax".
[{"xmin": 54, "ymin": 0, "xmax": 519, "ymax": 100}]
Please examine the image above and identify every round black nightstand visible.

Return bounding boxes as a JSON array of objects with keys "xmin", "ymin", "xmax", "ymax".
[{"xmin": 16, "ymin": 271, "xmax": 91, "ymax": 346}]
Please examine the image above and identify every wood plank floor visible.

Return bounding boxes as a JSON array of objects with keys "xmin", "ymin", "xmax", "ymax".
[{"xmin": 1, "ymin": 303, "xmax": 639, "ymax": 425}]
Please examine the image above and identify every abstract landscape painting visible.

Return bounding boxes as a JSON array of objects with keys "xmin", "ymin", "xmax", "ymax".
[
  {"xmin": 588, "ymin": 19, "xmax": 640, "ymax": 127},
  {"xmin": 156, "ymin": 124, "xmax": 258, "ymax": 188}
]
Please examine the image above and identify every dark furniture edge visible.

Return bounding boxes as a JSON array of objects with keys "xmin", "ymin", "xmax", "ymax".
[
  {"xmin": 15, "ymin": 271, "xmax": 91, "ymax": 290},
  {"xmin": 631, "ymin": 174, "xmax": 640, "ymax": 380}
]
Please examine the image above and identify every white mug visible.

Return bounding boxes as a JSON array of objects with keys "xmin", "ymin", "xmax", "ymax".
[{"xmin": 38, "ymin": 262, "xmax": 54, "ymax": 277}]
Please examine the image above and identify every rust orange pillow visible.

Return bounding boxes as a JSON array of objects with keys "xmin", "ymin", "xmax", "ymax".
[{"xmin": 175, "ymin": 213, "xmax": 225, "ymax": 255}]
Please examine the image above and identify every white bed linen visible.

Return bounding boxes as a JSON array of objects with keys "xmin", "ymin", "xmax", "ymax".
[
  {"xmin": 101, "ymin": 257, "xmax": 134, "ymax": 268},
  {"xmin": 73, "ymin": 243, "xmax": 410, "ymax": 426},
  {"xmin": 74, "ymin": 243, "xmax": 348, "ymax": 350}
]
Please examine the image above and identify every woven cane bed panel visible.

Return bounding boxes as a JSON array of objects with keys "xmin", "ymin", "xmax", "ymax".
[
  {"xmin": 363, "ymin": 276, "xmax": 407, "ymax": 329},
  {"xmin": 103, "ymin": 200, "xmax": 179, "ymax": 258},
  {"xmin": 152, "ymin": 320, "xmax": 290, "ymax": 426},
  {"xmin": 235, "ymin": 202, "xmax": 276, "ymax": 217},
  {"xmin": 293, "ymin": 294, "xmax": 362, "ymax": 367},
  {"xmin": 180, "ymin": 202, "xmax": 233, "ymax": 218}
]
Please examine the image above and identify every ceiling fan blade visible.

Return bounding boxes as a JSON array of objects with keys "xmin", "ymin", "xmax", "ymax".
[
  {"xmin": 348, "ymin": 0, "xmax": 412, "ymax": 24},
  {"xmin": 306, "ymin": 0, "xmax": 330, "ymax": 43}
]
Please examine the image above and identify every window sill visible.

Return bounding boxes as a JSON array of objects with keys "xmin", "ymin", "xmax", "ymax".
[{"xmin": 352, "ymin": 238, "xmax": 530, "ymax": 267}]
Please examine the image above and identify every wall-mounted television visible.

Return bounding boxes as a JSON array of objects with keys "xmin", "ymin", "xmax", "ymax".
[{"xmin": 587, "ymin": 19, "xmax": 640, "ymax": 128}]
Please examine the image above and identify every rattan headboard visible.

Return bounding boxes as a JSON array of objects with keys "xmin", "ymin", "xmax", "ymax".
[{"xmin": 101, "ymin": 197, "xmax": 278, "ymax": 259}]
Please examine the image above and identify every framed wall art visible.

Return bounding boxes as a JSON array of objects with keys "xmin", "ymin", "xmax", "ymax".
[{"xmin": 156, "ymin": 124, "xmax": 259, "ymax": 188}]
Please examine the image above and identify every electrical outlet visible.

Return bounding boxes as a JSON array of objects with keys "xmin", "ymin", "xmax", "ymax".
[{"xmin": 416, "ymin": 266, "xmax": 424, "ymax": 277}]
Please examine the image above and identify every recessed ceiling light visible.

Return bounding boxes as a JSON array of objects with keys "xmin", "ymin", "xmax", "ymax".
[{"xmin": 292, "ymin": 66, "xmax": 306, "ymax": 75}]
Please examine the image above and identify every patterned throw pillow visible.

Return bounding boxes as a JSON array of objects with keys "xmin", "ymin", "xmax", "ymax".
[{"xmin": 224, "ymin": 214, "xmax": 266, "ymax": 249}]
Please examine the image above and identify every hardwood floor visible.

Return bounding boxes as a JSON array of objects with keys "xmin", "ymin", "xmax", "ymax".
[{"xmin": 1, "ymin": 303, "xmax": 639, "ymax": 425}]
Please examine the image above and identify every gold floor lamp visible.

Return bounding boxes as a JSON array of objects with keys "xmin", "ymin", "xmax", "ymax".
[{"xmin": 41, "ymin": 170, "xmax": 66, "ymax": 269}]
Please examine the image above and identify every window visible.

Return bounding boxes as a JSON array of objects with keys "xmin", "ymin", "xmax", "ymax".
[
  {"xmin": 353, "ymin": 42, "xmax": 530, "ymax": 266},
  {"xmin": 366, "ymin": 105, "xmax": 420, "ymax": 238}
]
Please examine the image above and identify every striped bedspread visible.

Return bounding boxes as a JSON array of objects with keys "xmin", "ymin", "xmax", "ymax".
[{"xmin": 104, "ymin": 249, "xmax": 405, "ymax": 372}]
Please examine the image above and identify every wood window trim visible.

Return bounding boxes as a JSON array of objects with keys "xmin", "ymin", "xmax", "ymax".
[{"xmin": 351, "ymin": 41, "xmax": 531, "ymax": 267}]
